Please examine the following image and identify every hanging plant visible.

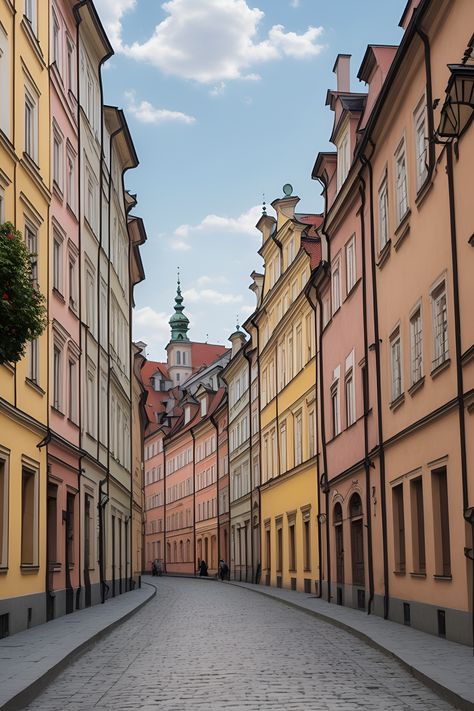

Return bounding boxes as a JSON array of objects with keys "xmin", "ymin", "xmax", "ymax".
[{"xmin": 0, "ymin": 222, "xmax": 47, "ymax": 365}]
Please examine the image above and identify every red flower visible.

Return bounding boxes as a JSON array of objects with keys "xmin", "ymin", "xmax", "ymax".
[
  {"xmin": 2, "ymin": 293, "xmax": 9, "ymax": 301},
  {"xmin": 6, "ymin": 233, "xmax": 14, "ymax": 240}
]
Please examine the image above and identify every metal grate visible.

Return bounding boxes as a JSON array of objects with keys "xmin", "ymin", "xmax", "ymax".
[
  {"xmin": 291, "ymin": 577, "xmax": 297, "ymax": 591},
  {"xmin": 438, "ymin": 609, "xmax": 446, "ymax": 638},
  {"xmin": 403, "ymin": 602, "xmax": 411, "ymax": 626},
  {"xmin": 304, "ymin": 578, "xmax": 312, "ymax": 593},
  {"xmin": 0, "ymin": 613, "xmax": 9, "ymax": 639},
  {"xmin": 357, "ymin": 589, "xmax": 365, "ymax": 609},
  {"xmin": 276, "ymin": 575, "xmax": 282, "ymax": 588}
]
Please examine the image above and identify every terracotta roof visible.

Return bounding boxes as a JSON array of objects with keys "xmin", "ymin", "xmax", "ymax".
[
  {"xmin": 296, "ymin": 214, "xmax": 324, "ymax": 237},
  {"xmin": 302, "ymin": 237, "xmax": 322, "ymax": 270},
  {"xmin": 191, "ymin": 342, "xmax": 229, "ymax": 371}
]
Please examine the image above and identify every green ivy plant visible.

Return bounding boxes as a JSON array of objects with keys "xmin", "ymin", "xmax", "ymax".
[{"xmin": 0, "ymin": 222, "xmax": 47, "ymax": 365}]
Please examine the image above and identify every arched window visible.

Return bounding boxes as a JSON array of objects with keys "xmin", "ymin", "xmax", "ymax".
[
  {"xmin": 173, "ymin": 541, "xmax": 177, "ymax": 562},
  {"xmin": 186, "ymin": 538, "xmax": 191, "ymax": 562},
  {"xmin": 334, "ymin": 502, "xmax": 344, "ymax": 585},
  {"xmin": 166, "ymin": 541, "xmax": 171, "ymax": 563},
  {"xmin": 179, "ymin": 540, "xmax": 184, "ymax": 562},
  {"xmin": 176, "ymin": 351, "xmax": 181, "ymax": 365},
  {"xmin": 183, "ymin": 351, "xmax": 187, "ymax": 365}
]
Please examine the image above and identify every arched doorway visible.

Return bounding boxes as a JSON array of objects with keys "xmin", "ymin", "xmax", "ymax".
[
  {"xmin": 334, "ymin": 502, "xmax": 344, "ymax": 585},
  {"xmin": 204, "ymin": 537, "xmax": 209, "ymax": 564},
  {"xmin": 349, "ymin": 493, "xmax": 364, "ymax": 586}
]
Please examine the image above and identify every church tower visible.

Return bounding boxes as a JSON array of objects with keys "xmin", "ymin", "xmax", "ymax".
[{"xmin": 166, "ymin": 274, "xmax": 193, "ymax": 386}]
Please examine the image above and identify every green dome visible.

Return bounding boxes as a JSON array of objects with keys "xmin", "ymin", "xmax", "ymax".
[{"xmin": 169, "ymin": 278, "xmax": 190, "ymax": 342}]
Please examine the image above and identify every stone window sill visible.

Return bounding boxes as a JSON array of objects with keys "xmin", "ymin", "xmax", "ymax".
[
  {"xmin": 431, "ymin": 358, "xmax": 450, "ymax": 380},
  {"xmin": 408, "ymin": 376, "xmax": 425, "ymax": 397},
  {"xmin": 434, "ymin": 574, "xmax": 452, "ymax": 581},
  {"xmin": 410, "ymin": 571, "xmax": 426, "ymax": 578},
  {"xmin": 393, "ymin": 569, "xmax": 406, "ymax": 576},
  {"xmin": 377, "ymin": 240, "xmax": 391, "ymax": 269},
  {"xmin": 390, "ymin": 393, "xmax": 405, "ymax": 412}
]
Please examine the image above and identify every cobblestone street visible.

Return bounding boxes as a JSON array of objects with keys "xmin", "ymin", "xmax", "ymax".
[{"xmin": 26, "ymin": 577, "xmax": 455, "ymax": 711}]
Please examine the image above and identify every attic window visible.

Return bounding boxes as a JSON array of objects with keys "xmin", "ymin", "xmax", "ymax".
[
  {"xmin": 184, "ymin": 405, "xmax": 191, "ymax": 424},
  {"xmin": 200, "ymin": 397, "xmax": 207, "ymax": 417},
  {"xmin": 337, "ymin": 128, "xmax": 350, "ymax": 190}
]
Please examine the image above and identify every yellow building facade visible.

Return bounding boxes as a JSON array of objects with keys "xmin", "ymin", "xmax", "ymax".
[
  {"xmin": 0, "ymin": 0, "xmax": 51, "ymax": 634},
  {"xmin": 256, "ymin": 194, "xmax": 321, "ymax": 593}
]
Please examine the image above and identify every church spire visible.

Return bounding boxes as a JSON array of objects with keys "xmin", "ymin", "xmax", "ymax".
[{"xmin": 169, "ymin": 268, "xmax": 190, "ymax": 342}]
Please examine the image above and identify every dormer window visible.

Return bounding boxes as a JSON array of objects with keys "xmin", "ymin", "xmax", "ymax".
[
  {"xmin": 200, "ymin": 397, "xmax": 207, "ymax": 417},
  {"xmin": 337, "ymin": 128, "xmax": 350, "ymax": 190},
  {"xmin": 184, "ymin": 405, "xmax": 191, "ymax": 424}
]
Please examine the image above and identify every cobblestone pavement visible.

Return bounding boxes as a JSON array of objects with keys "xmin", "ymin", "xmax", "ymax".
[{"xmin": 26, "ymin": 577, "xmax": 455, "ymax": 711}]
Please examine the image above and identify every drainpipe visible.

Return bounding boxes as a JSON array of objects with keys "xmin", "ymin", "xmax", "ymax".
[
  {"xmin": 416, "ymin": 28, "xmax": 436, "ymax": 183},
  {"xmin": 358, "ymin": 174, "xmax": 375, "ymax": 615},
  {"xmin": 250, "ymin": 316, "xmax": 263, "ymax": 582},
  {"xmin": 191, "ymin": 429, "xmax": 196, "ymax": 576},
  {"xmin": 360, "ymin": 146, "xmax": 390, "ymax": 619},
  {"xmin": 304, "ymin": 280, "xmax": 323, "ymax": 599},
  {"xmin": 98, "ymin": 477, "xmax": 108, "ymax": 603},
  {"xmin": 163, "ymin": 438, "xmax": 167, "ymax": 573},
  {"xmin": 243, "ymin": 344, "xmax": 255, "ymax": 581},
  {"xmin": 210, "ymin": 413, "xmax": 220, "ymax": 566}
]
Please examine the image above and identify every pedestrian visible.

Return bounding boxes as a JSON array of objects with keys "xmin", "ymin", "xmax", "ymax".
[
  {"xmin": 218, "ymin": 559, "xmax": 229, "ymax": 581},
  {"xmin": 199, "ymin": 559, "xmax": 208, "ymax": 577}
]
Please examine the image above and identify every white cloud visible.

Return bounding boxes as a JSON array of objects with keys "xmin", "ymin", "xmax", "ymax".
[
  {"xmin": 118, "ymin": 0, "xmax": 324, "ymax": 84},
  {"xmin": 125, "ymin": 91, "xmax": 196, "ymax": 125},
  {"xmin": 94, "ymin": 0, "xmax": 136, "ymax": 50},
  {"xmin": 175, "ymin": 204, "xmax": 263, "ymax": 239},
  {"xmin": 241, "ymin": 304, "xmax": 255, "ymax": 315},
  {"xmin": 170, "ymin": 239, "xmax": 192, "ymax": 251},
  {"xmin": 197, "ymin": 275, "xmax": 229, "ymax": 286},
  {"xmin": 183, "ymin": 288, "xmax": 243, "ymax": 305},
  {"xmin": 290, "ymin": 0, "xmax": 301, "ymax": 7},
  {"xmin": 133, "ymin": 306, "xmax": 170, "ymax": 348}
]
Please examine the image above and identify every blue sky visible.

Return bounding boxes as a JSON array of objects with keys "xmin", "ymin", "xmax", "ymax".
[{"xmin": 94, "ymin": 0, "xmax": 404, "ymax": 359}]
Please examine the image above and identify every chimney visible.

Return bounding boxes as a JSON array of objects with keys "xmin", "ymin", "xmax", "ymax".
[{"xmin": 333, "ymin": 54, "xmax": 351, "ymax": 93}]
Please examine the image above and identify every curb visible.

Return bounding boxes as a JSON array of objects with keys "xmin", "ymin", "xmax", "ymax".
[
  {"xmin": 1, "ymin": 583, "xmax": 157, "ymax": 711},
  {"xmin": 228, "ymin": 581, "xmax": 472, "ymax": 711}
]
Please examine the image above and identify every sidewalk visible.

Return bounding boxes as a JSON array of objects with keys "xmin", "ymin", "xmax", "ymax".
[
  {"xmin": 228, "ymin": 580, "xmax": 474, "ymax": 711},
  {"xmin": 0, "ymin": 582, "xmax": 156, "ymax": 711}
]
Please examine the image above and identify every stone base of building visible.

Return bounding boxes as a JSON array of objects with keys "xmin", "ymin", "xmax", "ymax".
[{"xmin": 0, "ymin": 591, "xmax": 47, "ymax": 637}]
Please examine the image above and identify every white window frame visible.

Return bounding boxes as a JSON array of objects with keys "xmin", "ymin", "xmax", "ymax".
[
  {"xmin": 331, "ymin": 381, "xmax": 340, "ymax": 438},
  {"xmin": 378, "ymin": 173, "xmax": 389, "ymax": 250},
  {"xmin": 390, "ymin": 326, "xmax": 402, "ymax": 402},
  {"xmin": 294, "ymin": 410, "xmax": 303, "ymax": 466},
  {"xmin": 28, "ymin": 338, "xmax": 39, "ymax": 383},
  {"xmin": 431, "ymin": 279, "xmax": 448, "ymax": 370},
  {"xmin": 332, "ymin": 257, "xmax": 341, "ymax": 314},
  {"xmin": 394, "ymin": 138, "xmax": 409, "ymax": 225},
  {"xmin": 0, "ymin": 448, "xmax": 9, "ymax": 568},
  {"xmin": 345, "ymin": 368, "xmax": 355, "ymax": 427},
  {"xmin": 25, "ymin": 0, "xmax": 37, "ymax": 34},
  {"xmin": 53, "ymin": 342, "xmax": 62, "ymax": 411},
  {"xmin": 409, "ymin": 304, "xmax": 423, "ymax": 385},
  {"xmin": 0, "ymin": 26, "xmax": 10, "ymax": 137},
  {"xmin": 52, "ymin": 8, "xmax": 61, "ymax": 70},
  {"xmin": 414, "ymin": 97, "xmax": 428, "ymax": 192},
  {"xmin": 24, "ymin": 86, "xmax": 38, "ymax": 163},
  {"xmin": 53, "ymin": 229, "xmax": 63, "ymax": 294},
  {"xmin": 345, "ymin": 235, "xmax": 356, "ymax": 294},
  {"xmin": 337, "ymin": 126, "xmax": 350, "ymax": 190}
]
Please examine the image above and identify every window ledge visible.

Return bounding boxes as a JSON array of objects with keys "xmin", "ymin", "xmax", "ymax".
[
  {"xmin": 415, "ymin": 177, "xmax": 433, "ymax": 209},
  {"xmin": 288, "ymin": 568, "xmax": 297, "ymax": 573},
  {"xmin": 26, "ymin": 378, "xmax": 45, "ymax": 396},
  {"xmin": 394, "ymin": 208, "xmax": 411, "ymax": 237},
  {"xmin": 390, "ymin": 393, "xmax": 405, "ymax": 412},
  {"xmin": 1, "ymin": 361, "xmax": 15, "ymax": 374},
  {"xmin": 433, "ymin": 574, "xmax": 452, "ymax": 581},
  {"xmin": 21, "ymin": 564, "xmax": 40, "ymax": 573},
  {"xmin": 21, "ymin": 16, "xmax": 46, "ymax": 67},
  {"xmin": 51, "ymin": 405, "xmax": 65, "ymax": 417},
  {"xmin": 52, "ymin": 287, "xmax": 65, "ymax": 303},
  {"xmin": 394, "ymin": 220, "xmax": 410, "ymax": 251},
  {"xmin": 431, "ymin": 358, "xmax": 450, "ymax": 380},
  {"xmin": 52, "ymin": 181, "xmax": 64, "ymax": 202},
  {"xmin": 393, "ymin": 569, "xmax": 406, "ymax": 576},
  {"xmin": 345, "ymin": 277, "xmax": 361, "ymax": 301},
  {"xmin": 377, "ymin": 240, "xmax": 391, "ymax": 269},
  {"xmin": 410, "ymin": 571, "xmax": 427, "ymax": 578},
  {"xmin": 408, "ymin": 376, "xmax": 425, "ymax": 397}
]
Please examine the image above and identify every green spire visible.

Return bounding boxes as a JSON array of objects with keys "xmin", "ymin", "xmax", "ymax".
[{"xmin": 169, "ymin": 269, "xmax": 190, "ymax": 342}]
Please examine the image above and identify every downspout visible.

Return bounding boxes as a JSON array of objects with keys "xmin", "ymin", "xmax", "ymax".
[
  {"xmin": 191, "ymin": 428, "xmax": 196, "ymax": 575},
  {"xmin": 360, "ymin": 145, "xmax": 389, "ymax": 619},
  {"xmin": 243, "ymin": 345, "xmax": 254, "ymax": 581},
  {"xmin": 210, "ymin": 413, "xmax": 220, "ymax": 566},
  {"xmin": 163, "ymin": 438, "xmax": 167, "ymax": 573},
  {"xmin": 270, "ymin": 234, "xmax": 283, "ymax": 480},
  {"xmin": 304, "ymin": 279, "xmax": 323, "ymax": 598},
  {"xmin": 416, "ymin": 27, "xmax": 436, "ymax": 183},
  {"xmin": 98, "ymin": 476, "xmax": 108, "ymax": 602},
  {"xmin": 358, "ymin": 174, "xmax": 375, "ymax": 615},
  {"xmin": 251, "ymin": 316, "xmax": 263, "ymax": 583}
]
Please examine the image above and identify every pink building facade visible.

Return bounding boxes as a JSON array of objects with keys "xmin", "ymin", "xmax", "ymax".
[{"xmin": 46, "ymin": 0, "xmax": 81, "ymax": 620}]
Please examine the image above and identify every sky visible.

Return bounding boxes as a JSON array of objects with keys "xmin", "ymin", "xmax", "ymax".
[{"xmin": 94, "ymin": 0, "xmax": 405, "ymax": 360}]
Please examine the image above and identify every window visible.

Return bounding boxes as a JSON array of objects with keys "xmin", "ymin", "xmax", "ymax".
[
  {"xmin": 52, "ymin": 10, "xmax": 60, "ymax": 68},
  {"xmin": 47, "ymin": 484, "xmax": 58, "ymax": 565},
  {"xmin": 392, "ymin": 483, "xmax": 406, "ymax": 573},
  {"xmin": 414, "ymin": 100, "xmax": 428, "ymax": 191},
  {"xmin": 345, "ymin": 370, "xmax": 355, "ymax": 427},
  {"xmin": 53, "ymin": 344, "xmax": 62, "ymax": 410},
  {"xmin": 28, "ymin": 338, "xmax": 39, "ymax": 383},
  {"xmin": 337, "ymin": 128, "xmax": 350, "ymax": 190},
  {"xmin": 0, "ymin": 27, "xmax": 10, "ymax": 136},
  {"xmin": 303, "ymin": 513, "xmax": 311, "ymax": 570},
  {"xmin": 53, "ymin": 130, "xmax": 63, "ymax": 191},
  {"xmin": 68, "ymin": 358, "xmax": 78, "ymax": 423},
  {"xmin": 332, "ymin": 259, "xmax": 341, "ymax": 313},
  {"xmin": 287, "ymin": 334, "xmax": 293, "ymax": 383},
  {"xmin": 176, "ymin": 351, "xmax": 181, "ymax": 365},
  {"xmin": 85, "ymin": 265, "xmax": 96, "ymax": 335},
  {"xmin": 66, "ymin": 38, "xmax": 74, "ymax": 91},
  {"xmin": 184, "ymin": 405, "xmax": 191, "ymax": 424},
  {"xmin": 409, "ymin": 307, "xmax": 423, "ymax": 384},
  {"xmin": 395, "ymin": 140, "xmax": 409, "ymax": 224},
  {"xmin": 305, "ymin": 313, "xmax": 314, "ymax": 362},
  {"xmin": 431, "ymin": 281, "xmax": 448, "ymax": 369},
  {"xmin": 308, "ymin": 409, "xmax": 316, "ymax": 458},
  {"xmin": 378, "ymin": 176, "xmax": 389, "ymax": 250},
  {"xmin": 86, "ymin": 364, "xmax": 96, "ymax": 437},
  {"xmin": 24, "ymin": 89, "xmax": 37, "ymax": 162},
  {"xmin": 280, "ymin": 422, "xmax": 287, "ymax": 474},
  {"xmin": 200, "ymin": 398, "xmax": 207, "ymax": 417},
  {"xmin": 331, "ymin": 383, "xmax": 340, "ymax": 438},
  {"xmin": 390, "ymin": 327, "xmax": 402, "ymax": 402},
  {"xmin": 25, "ymin": 224, "xmax": 38, "ymax": 283},
  {"xmin": 68, "ymin": 250, "xmax": 78, "ymax": 312},
  {"xmin": 53, "ymin": 232, "xmax": 62, "ymax": 293},
  {"xmin": 0, "ymin": 453, "xmax": 8, "ymax": 568},
  {"xmin": 345, "ymin": 236, "xmax": 356, "ymax": 293},
  {"xmin": 21, "ymin": 465, "xmax": 38, "ymax": 566},
  {"xmin": 276, "ymin": 523, "xmax": 283, "ymax": 572},
  {"xmin": 288, "ymin": 522, "xmax": 296, "ymax": 571},
  {"xmin": 432, "ymin": 467, "xmax": 451, "ymax": 577},
  {"xmin": 294, "ymin": 411, "xmax": 302, "ymax": 466},
  {"xmin": 25, "ymin": 0, "xmax": 37, "ymax": 34},
  {"xmin": 295, "ymin": 324, "xmax": 302, "ymax": 372},
  {"xmin": 0, "ymin": 187, "xmax": 4, "ymax": 223},
  {"xmin": 66, "ymin": 150, "xmax": 75, "ymax": 210},
  {"xmin": 410, "ymin": 476, "xmax": 426, "ymax": 574}
]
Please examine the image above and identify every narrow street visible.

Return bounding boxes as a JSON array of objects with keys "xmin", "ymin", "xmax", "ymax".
[{"xmin": 26, "ymin": 578, "xmax": 454, "ymax": 711}]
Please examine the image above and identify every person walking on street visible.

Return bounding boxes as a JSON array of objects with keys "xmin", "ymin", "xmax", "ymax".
[
  {"xmin": 218, "ymin": 559, "xmax": 229, "ymax": 581},
  {"xmin": 199, "ymin": 559, "xmax": 208, "ymax": 577}
]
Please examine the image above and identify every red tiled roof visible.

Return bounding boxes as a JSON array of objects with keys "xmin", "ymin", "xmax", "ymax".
[
  {"xmin": 302, "ymin": 237, "xmax": 322, "ymax": 270},
  {"xmin": 297, "ymin": 213, "xmax": 324, "ymax": 237},
  {"xmin": 191, "ymin": 342, "xmax": 229, "ymax": 371}
]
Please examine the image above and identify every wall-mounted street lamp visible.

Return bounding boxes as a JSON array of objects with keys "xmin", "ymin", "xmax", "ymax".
[{"xmin": 437, "ymin": 63, "xmax": 474, "ymax": 138}]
